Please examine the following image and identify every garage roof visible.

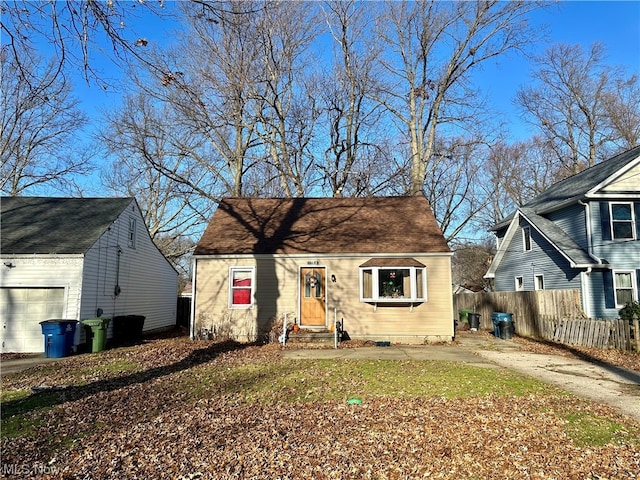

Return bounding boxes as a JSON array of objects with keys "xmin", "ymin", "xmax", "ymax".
[{"xmin": 1, "ymin": 197, "xmax": 134, "ymax": 254}]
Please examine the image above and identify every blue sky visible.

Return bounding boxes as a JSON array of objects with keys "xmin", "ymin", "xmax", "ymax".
[
  {"xmin": 67, "ymin": 1, "xmax": 640, "ymax": 195},
  {"xmin": 471, "ymin": 0, "xmax": 640, "ymax": 139}
]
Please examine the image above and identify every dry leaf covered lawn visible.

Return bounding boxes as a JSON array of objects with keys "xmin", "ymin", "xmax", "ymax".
[{"xmin": 2, "ymin": 335, "xmax": 639, "ymax": 479}]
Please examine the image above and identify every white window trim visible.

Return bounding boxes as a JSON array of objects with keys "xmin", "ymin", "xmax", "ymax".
[
  {"xmin": 228, "ymin": 266, "xmax": 255, "ymax": 309},
  {"xmin": 534, "ymin": 274, "xmax": 544, "ymax": 291},
  {"xmin": 613, "ymin": 270, "xmax": 637, "ymax": 308},
  {"xmin": 610, "ymin": 202, "xmax": 636, "ymax": 241},
  {"xmin": 359, "ymin": 266, "xmax": 427, "ymax": 303},
  {"xmin": 515, "ymin": 276, "xmax": 524, "ymax": 291},
  {"xmin": 522, "ymin": 226, "xmax": 532, "ymax": 252}
]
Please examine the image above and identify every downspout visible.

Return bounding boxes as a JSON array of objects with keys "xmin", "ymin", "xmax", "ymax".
[
  {"xmin": 579, "ymin": 200, "xmax": 602, "ymax": 319},
  {"xmin": 581, "ymin": 267, "xmax": 593, "ymax": 318},
  {"xmin": 579, "ymin": 200, "xmax": 604, "ymax": 264},
  {"xmin": 189, "ymin": 257, "xmax": 197, "ymax": 340}
]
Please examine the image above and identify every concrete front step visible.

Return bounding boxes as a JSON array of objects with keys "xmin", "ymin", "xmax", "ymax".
[{"xmin": 287, "ymin": 330, "xmax": 336, "ymax": 344}]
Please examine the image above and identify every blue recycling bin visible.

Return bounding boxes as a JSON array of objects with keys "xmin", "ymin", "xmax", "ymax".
[
  {"xmin": 491, "ymin": 312, "xmax": 513, "ymax": 338},
  {"xmin": 39, "ymin": 319, "xmax": 78, "ymax": 358}
]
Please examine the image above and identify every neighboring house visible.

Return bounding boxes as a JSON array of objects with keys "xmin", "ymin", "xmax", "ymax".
[
  {"xmin": 191, "ymin": 196, "xmax": 453, "ymax": 344},
  {"xmin": 1, "ymin": 197, "xmax": 178, "ymax": 353},
  {"xmin": 485, "ymin": 146, "xmax": 640, "ymax": 319}
]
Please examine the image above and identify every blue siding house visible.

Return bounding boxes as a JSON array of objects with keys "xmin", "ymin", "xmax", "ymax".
[{"xmin": 485, "ymin": 146, "xmax": 640, "ymax": 319}]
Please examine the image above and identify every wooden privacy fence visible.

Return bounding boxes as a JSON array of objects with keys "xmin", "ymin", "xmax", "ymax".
[
  {"xmin": 453, "ymin": 289, "xmax": 584, "ymax": 333},
  {"xmin": 453, "ymin": 289, "xmax": 639, "ymax": 351},
  {"xmin": 536, "ymin": 315, "xmax": 639, "ymax": 351}
]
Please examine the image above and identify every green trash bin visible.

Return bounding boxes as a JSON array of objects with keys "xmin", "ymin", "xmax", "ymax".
[
  {"xmin": 459, "ymin": 309, "xmax": 474, "ymax": 324},
  {"xmin": 82, "ymin": 318, "xmax": 110, "ymax": 353}
]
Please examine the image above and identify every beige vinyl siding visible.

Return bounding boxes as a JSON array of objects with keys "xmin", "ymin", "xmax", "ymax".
[
  {"xmin": 194, "ymin": 254, "xmax": 454, "ymax": 343},
  {"xmin": 601, "ymin": 164, "xmax": 640, "ymax": 192}
]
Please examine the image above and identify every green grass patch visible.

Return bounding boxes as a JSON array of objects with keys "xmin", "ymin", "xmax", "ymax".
[
  {"xmin": 564, "ymin": 412, "xmax": 640, "ymax": 447},
  {"xmin": 74, "ymin": 358, "xmax": 141, "ymax": 378},
  {"xmin": 167, "ymin": 358, "xmax": 556, "ymax": 403},
  {"xmin": 1, "ymin": 390, "xmax": 62, "ymax": 439},
  {"xmin": 1, "ymin": 389, "xmax": 30, "ymax": 403}
]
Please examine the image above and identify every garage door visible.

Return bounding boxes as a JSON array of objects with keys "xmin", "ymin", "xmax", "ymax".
[{"xmin": 1, "ymin": 287, "xmax": 65, "ymax": 353}]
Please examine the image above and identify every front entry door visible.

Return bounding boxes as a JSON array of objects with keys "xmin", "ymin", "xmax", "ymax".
[{"xmin": 300, "ymin": 267, "xmax": 326, "ymax": 327}]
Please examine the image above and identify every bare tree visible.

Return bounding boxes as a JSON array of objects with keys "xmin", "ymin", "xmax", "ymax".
[
  {"xmin": 1, "ymin": 48, "xmax": 91, "ymax": 195},
  {"xmin": 451, "ymin": 238, "xmax": 496, "ymax": 292},
  {"xmin": 100, "ymin": 92, "xmax": 214, "ymax": 231},
  {"xmin": 375, "ymin": 0, "xmax": 543, "ymax": 197},
  {"xmin": 424, "ymin": 138, "xmax": 489, "ymax": 241},
  {"xmin": 251, "ymin": 1, "xmax": 321, "ymax": 197},
  {"xmin": 1, "ymin": 0, "xmax": 177, "ymax": 88},
  {"xmin": 317, "ymin": 0, "xmax": 385, "ymax": 197},
  {"xmin": 102, "ymin": 1, "xmax": 271, "ymax": 202},
  {"xmin": 516, "ymin": 42, "xmax": 636, "ymax": 173},
  {"xmin": 603, "ymin": 75, "xmax": 640, "ymax": 150}
]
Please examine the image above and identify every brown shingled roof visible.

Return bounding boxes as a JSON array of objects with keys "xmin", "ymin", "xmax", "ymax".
[{"xmin": 194, "ymin": 196, "xmax": 450, "ymax": 256}]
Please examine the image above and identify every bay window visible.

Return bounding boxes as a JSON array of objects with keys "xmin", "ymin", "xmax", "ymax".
[{"xmin": 360, "ymin": 258, "xmax": 427, "ymax": 303}]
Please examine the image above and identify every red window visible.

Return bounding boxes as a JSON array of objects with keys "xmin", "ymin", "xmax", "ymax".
[{"xmin": 231, "ymin": 270, "xmax": 253, "ymax": 306}]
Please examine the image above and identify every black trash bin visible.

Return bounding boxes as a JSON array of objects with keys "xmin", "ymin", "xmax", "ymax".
[
  {"xmin": 499, "ymin": 320, "xmax": 514, "ymax": 339},
  {"xmin": 113, "ymin": 315, "xmax": 146, "ymax": 346},
  {"xmin": 468, "ymin": 313, "xmax": 480, "ymax": 331},
  {"xmin": 491, "ymin": 312, "xmax": 512, "ymax": 337}
]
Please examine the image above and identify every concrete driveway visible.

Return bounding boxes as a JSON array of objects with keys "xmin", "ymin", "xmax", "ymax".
[
  {"xmin": 284, "ymin": 333, "xmax": 640, "ymax": 423},
  {"xmin": 1, "ymin": 354, "xmax": 61, "ymax": 375}
]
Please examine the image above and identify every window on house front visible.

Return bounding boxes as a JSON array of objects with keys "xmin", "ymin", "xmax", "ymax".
[
  {"xmin": 304, "ymin": 271, "xmax": 322, "ymax": 298},
  {"xmin": 360, "ymin": 266, "xmax": 426, "ymax": 303},
  {"xmin": 229, "ymin": 267, "xmax": 254, "ymax": 307},
  {"xmin": 610, "ymin": 203, "xmax": 634, "ymax": 240},
  {"xmin": 614, "ymin": 271, "xmax": 636, "ymax": 307},
  {"xmin": 522, "ymin": 226, "xmax": 532, "ymax": 251},
  {"xmin": 515, "ymin": 276, "xmax": 524, "ymax": 291},
  {"xmin": 128, "ymin": 217, "xmax": 136, "ymax": 248},
  {"xmin": 535, "ymin": 274, "xmax": 544, "ymax": 291}
]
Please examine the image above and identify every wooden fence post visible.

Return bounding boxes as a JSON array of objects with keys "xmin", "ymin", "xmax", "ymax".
[{"xmin": 633, "ymin": 315, "xmax": 640, "ymax": 352}]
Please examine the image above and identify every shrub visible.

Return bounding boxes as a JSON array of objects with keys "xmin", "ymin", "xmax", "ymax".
[{"xmin": 619, "ymin": 301, "xmax": 640, "ymax": 323}]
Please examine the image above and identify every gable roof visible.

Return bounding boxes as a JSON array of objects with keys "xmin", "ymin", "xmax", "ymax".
[
  {"xmin": 484, "ymin": 208, "xmax": 599, "ymax": 279},
  {"xmin": 194, "ymin": 196, "xmax": 450, "ymax": 256},
  {"xmin": 520, "ymin": 209, "xmax": 596, "ymax": 267},
  {"xmin": 492, "ymin": 145, "xmax": 640, "ymax": 231},
  {"xmin": 1, "ymin": 197, "xmax": 134, "ymax": 255}
]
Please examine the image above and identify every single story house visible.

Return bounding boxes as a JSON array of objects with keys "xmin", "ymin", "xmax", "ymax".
[
  {"xmin": 485, "ymin": 146, "xmax": 640, "ymax": 318},
  {"xmin": 191, "ymin": 196, "xmax": 454, "ymax": 344},
  {"xmin": 1, "ymin": 197, "xmax": 178, "ymax": 353}
]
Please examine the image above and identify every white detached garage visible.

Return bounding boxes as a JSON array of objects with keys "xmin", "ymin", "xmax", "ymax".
[{"xmin": 1, "ymin": 197, "xmax": 178, "ymax": 353}]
